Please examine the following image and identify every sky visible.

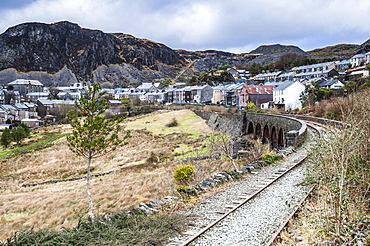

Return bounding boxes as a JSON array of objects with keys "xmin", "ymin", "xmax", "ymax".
[{"xmin": 1, "ymin": 0, "xmax": 370, "ymax": 53}]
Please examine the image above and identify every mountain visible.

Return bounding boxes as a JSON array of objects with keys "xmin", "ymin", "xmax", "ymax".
[
  {"xmin": 0, "ymin": 21, "xmax": 367, "ymax": 86},
  {"xmin": 0, "ymin": 21, "xmax": 186, "ymax": 86},
  {"xmin": 249, "ymin": 44, "xmax": 306, "ymax": 55}
]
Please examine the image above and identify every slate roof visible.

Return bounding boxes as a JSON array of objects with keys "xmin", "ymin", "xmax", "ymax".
[
  {"xmin": 254, "ymin": 71, "xmax": 282, "ymax": 78},
  {"xmin": 351, "ymin": 54, "xmax": 366, "ymax": 59},
  {"xmin": 292, "ymin": 61, "xmax": 336, "ymax": 71},
  {"xmin": 8, "ymin": 79, "xmax": 43, "ymax": 86},
  {"xmin": 37, "ymin": 99, "xmax": 75, "ymax": 105},
  {"xmin": 136, "ymin": 83, "xmax": 157, "ymax": 90},
  {"xmin": 14, "ymin": 103, "xmax": 29, "ymax": 110},
  {"xmin": 274, "ymin": 81, "xmax": 295, "ymax": 91},
  {"xmin": 336, "ymin": 59, "xmax": 350, "ymax": 65},
  {"xmin": 318, "ymin": 79, "xmax": 341, "ymax": 87},
  {"xmin": 1, "ymin": 104, "xmax": 18, "ymax": 110}
]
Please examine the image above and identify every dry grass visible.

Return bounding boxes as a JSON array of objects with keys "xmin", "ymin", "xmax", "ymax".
[
  {"xmin": 278, "ymin": 89, "xmax": 370, "ymax": 245},
  {"xmin": 0, "ymin": 109, "xmax": 231, "ymax": 241}
]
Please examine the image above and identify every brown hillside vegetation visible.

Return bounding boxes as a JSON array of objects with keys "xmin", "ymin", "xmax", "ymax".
[
  {"xmin": 307, "ymin": 44, "xmax": 359, "ymax": 59},
  {"xmin": 277, "ymin": 89, "xmax": 370, "ymax": 245},
  {"xmin": 0, "ymin": 109, "xmax": 235, "ymax": 240}
]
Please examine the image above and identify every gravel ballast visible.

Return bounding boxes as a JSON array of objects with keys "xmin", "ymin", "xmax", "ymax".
[{"xmin": 167, "ymin": 129, "xmax": 317, "ymax": 246}]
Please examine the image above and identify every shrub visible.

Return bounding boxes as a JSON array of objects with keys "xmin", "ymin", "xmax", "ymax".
[
  {"xmin": 173, "ymin": 165, "xmax": 194, "ymax": 181},
  {"xmin": 176, "ymin": 185, "xmax": 189, "ymax": 193},
  {"xmin": 166, "ymin": 118, "xmax": 179, "ymax": 127},
  {"xmin": 261, "ymin": 153, "xmax": 283, "ymax": 165},
  {"xmin": 246, "ymin": 102, "xmax": 256, "ymax": 110}
]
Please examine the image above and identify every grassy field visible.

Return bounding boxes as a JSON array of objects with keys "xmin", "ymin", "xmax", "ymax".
[{"xmin": 0, "ymin": 109, "xmax": 233, "ymax": 241}]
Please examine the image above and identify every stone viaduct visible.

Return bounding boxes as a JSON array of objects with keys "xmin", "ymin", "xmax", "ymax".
[{"xmin": 194, "ymin": 111, "xmax": 308, "ymax": 148}]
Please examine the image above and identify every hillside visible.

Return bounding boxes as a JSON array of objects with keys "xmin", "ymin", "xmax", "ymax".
[
  {"xmin": 307, "ymin": 43, "xmax": 359, "ymax": 59},
  {"xmin": 0, "ymin": 110, "xmax": 222, "ymax": 240},
  {"xmin": 0, "ymin": 21, "xmax": 186, "ymax": 86},
  {"xmin": 0, "ymin": 21, "xmax": 369, "ymax": 86}
]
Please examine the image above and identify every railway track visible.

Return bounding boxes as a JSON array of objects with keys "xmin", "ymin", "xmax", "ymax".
[{"xmin": 167, "ymin": 122, "xmax": 327, "ymax": 246}]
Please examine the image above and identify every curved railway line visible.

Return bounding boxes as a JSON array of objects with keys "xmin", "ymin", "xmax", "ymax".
[{"xmin": 167, "ymin": 121, "xmax": 331, "ymax": 246}]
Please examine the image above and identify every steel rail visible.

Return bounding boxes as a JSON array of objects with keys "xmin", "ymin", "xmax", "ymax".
[
  {"xmin": 265, "ymin": 185, "xmax": 316, "ymax": 246},
  {"xmin": 177, "ymin": 122, "xmax": 323, "ymax": 246},
  {"xmin": 180, "ymin": 155, "xmax": 308, "ymax": 246},
  {"xmin": 264, "ymin": 123, "xmax": 326, "ymax": 245}
]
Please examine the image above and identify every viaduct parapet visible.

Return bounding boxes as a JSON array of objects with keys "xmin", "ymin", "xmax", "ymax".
[{"xmin": 194, "ymin": 111, "xmax": 307, "ymax": 148}]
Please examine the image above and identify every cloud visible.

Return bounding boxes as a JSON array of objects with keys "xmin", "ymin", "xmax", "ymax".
[{"xmin": 1, "ymin": 0, "xmax": 370, "ymax": 52}]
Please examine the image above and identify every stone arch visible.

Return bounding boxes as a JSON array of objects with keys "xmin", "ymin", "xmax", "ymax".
[
  {"xmin": 262, "ymin": 125, "xmax": 269, "ymax": 144},
  {"xmin": 247, "ymin": 121, "xmax": 254, "ymax": 134},
  {"xmin": 271, "ymin": 126, "xmax": 278, "ymax": 149},
  {"xmin": 255, "ymin": 123, "xmax": 262, "ymax": 138},
  {"xmin": 278, "ymin": 128, "xmax": 285, "ymax": 147}
]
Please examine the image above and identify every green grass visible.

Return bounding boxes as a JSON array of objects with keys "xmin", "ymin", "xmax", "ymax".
[
  {"xmin": 261, "ymin": 153, "xmax": 283, "ymax": 165},
  {"xmin": 2, "ymin": 212, "xmax": 29, "ymax": 221},
  {"xmin": 173, "ymin": 143, "xmax": 209, "ymax": 160},
  {"xmin": 0, "ymin": 133, "xmax": 68, "ymax": 160},
  {"xmin": 125, "ymin": 110, "xmax": 208, "ymax": 138}
]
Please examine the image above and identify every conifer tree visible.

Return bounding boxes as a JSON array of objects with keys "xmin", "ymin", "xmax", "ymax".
[
  {"xmin": 67, "ymin": 83, "xmax": 128, "ymax": 219},
  {"xmin": 1, "ymin": 128, "xmax": 12, "ymax": 148},
  {"xmin": 11, "ymin": 126, "xmax": 26, "ymax": 145}
]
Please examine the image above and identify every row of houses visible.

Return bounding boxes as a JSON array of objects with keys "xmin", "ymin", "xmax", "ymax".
[
  {"xmin": 112, "ymin": 79, "xmax": 330, "ymax": 111},
  {"xmin": 2, "ymin": 55, "xmax": 359, "ymax": 126},
  {"xmin": 251, "ymin": 60, "xmax": 349, "ymax": 84}
]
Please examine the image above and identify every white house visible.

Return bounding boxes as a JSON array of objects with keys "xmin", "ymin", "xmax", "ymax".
[{"xmin": 273, "ymin": 81, "xmax": 305, "ymax": 111}]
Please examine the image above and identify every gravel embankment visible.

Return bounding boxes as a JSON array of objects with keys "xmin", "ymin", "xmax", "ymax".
[{"xmin": 167, "ymin": 129, "xmax": 317, "ymax": 246}]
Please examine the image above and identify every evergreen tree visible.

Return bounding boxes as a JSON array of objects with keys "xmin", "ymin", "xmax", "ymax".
[
  {"xmin": 67, "ymin": 83, "xmax": 129, "ymax": 219},
  {"xmin": 11, "ymin": 126, "xmax": 27, "ymax": 145},
  {"xmin": 19, "ymin": 123, "xmax": 31, "ymax": 136},
  {"xmin": 1, "ymin": 128, "xmax": 12, "ymax": 148}
]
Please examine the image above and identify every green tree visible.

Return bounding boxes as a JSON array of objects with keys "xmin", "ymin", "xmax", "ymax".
[
  {"xmin": 343, "ymin": 81, "xmax": 357, "ymax": 93},
  {"xmin": 187, "ymin": 76, "xmax": 198, "ymax": 86},
  {"xmin": 317, "ymin": 88, "xmax": 334, "ymax": 100},
  {"xmin": 19, "ymin": 123, "xmax": 31, "ymax": 136},
  {"xmin": 11, "ymin": 126, "xmax": 27, "ymax": 145},
  {"xmin": 249, "ymin": 63, "xmax": 263, "ymax": 75},
  {"xmin": 67, "ymin": 83, "xmax": 129, "ymax": 219},
  {"xmin": 1, "ymin": 128, "xmax": 12, "ymax": 148}
]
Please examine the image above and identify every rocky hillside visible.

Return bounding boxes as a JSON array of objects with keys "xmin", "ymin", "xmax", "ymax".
[
  {"xmin": 0, "ymin": 21, "xmax": 368, "ymax": 86},
  {"xmin": 249, "ymin": 44, "xmax": 306, "ymax": 55},
  {"xmin": 0, "ymin": 21, "xmax": 186, "ymax": 86}
]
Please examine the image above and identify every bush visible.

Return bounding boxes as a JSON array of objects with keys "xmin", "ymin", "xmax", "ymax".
[
  {"xmin": 246, "ymin": 102, "xmax": 256, "ymax": 110},
  {"xmin": 166, "ymin": 118, "xmax": 179, "ymax": 127},
  {"xmin": 176, "ymin": 185, "xmax": 189, "ymax": 193},
  {"xmin": 261, "ymin": 153, "xmax": 283, "ymax": 165},
  {"xmin": 173, "ymin": 165, "xmax": 194, "ymax": 181}
]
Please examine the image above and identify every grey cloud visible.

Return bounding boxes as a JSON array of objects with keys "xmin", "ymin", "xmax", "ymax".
[{"xmin": 0, "ymin": 0, "xmax": 370, "ymax": 53}]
